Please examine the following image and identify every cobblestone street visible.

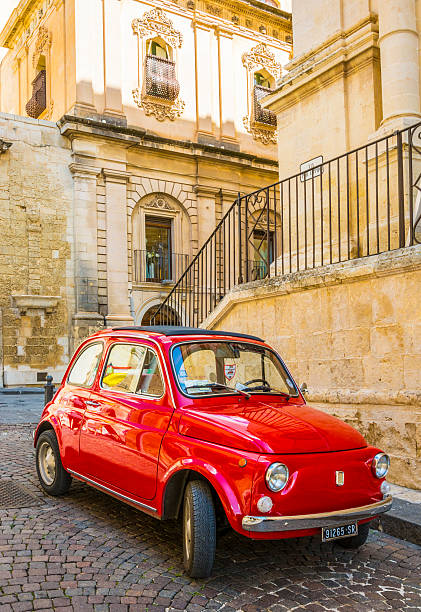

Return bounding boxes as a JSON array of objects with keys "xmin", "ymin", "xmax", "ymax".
[{"xmin": 0, "ymin": 425, "xmax": 419, "ymax": 611}]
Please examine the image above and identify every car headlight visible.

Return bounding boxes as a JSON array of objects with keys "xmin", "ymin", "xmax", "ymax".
[
  {"xmin": 265, "ymin": 462, "xmax": 289, "ymax": 492},
  {"xmin": 372, "ymin": 453, "xmax": 390, "ymax": 478}
]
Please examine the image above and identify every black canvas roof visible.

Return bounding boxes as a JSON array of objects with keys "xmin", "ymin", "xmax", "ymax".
[{"xmin": 111, "ymin": 325, "xmax": 264, "ymax": 343}]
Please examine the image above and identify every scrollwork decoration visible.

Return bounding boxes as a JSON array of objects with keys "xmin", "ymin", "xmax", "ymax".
[{"xmin": 132, "ymin": 8, "xmax": 182, "ymax": 48}]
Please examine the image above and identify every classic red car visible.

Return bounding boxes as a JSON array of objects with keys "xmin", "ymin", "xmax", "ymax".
[{"xmin": 34, "ymin": 326, "xmax": 392, "ymax": 577}]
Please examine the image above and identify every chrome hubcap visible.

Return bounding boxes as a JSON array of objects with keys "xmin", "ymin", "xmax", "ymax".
[
  {"xmin": 184, "ymin": 496, "xmax": 192, "ymax": 561},
  {"xmin": 38, "ymin": 441, "xmax": 56, "ymax": 486}
]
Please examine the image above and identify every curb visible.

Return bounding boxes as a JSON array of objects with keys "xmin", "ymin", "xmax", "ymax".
[
  {"xmin": 0, "ymin": 387, "xmax": 43, "ymax": 395},
  {"xmin": 373, "ymin": 498, "xmax": 421, "ymax": 547}
]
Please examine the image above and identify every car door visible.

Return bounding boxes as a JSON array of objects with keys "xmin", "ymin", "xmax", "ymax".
[
  {"xmin": 54, "ymin": 341, "xmax": 104, "ymax": 471},
  {"xmin": 79, "ymin": 340, "xmax": 174, "ymax": 500}
]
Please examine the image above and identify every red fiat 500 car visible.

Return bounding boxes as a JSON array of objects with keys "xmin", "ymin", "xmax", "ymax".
[{"xmin": 34, "ymin": 326, "xmax": 392, "ymax": 577}]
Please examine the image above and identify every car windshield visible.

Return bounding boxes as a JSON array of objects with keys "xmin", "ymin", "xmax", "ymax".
[{"xmin": 172, "ymin": 341, "xmax": 299, "ymax": 398}]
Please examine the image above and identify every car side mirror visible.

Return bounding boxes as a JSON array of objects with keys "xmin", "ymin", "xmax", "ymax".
[{"xmin": 300, "ymin": 382, "xmax": 309, "ymax": 396}]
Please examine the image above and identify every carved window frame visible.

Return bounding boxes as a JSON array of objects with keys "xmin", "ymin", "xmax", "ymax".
[
  {"xmin": 30, "ymin": 25, "xmax": 53, "ymax": 119},
  {"xmin": 242, "ymin": 43, "xmax": 282, "ymax": 145},
  {"xmin": 132, "ymin": 8, "xmax": 185, "ymax": 122}
]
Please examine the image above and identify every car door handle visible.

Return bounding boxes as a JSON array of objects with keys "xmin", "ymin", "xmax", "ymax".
[{"xmin": 86, "ymin": 400, "xmax": 101, "ymax": 411}]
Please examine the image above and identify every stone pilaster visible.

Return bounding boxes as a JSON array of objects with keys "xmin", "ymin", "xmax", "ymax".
[
  {"xmin": 103, "ymin": 168, "xmax": 133, "ymax": 327},
  {"xmin": 69, "ymin": 163, "xmax": 104, "ymax": 340}
]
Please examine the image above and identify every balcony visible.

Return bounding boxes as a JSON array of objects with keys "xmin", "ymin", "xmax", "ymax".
[
  {"xmin": 145, "ymin": 55, "xmax": 180, "ymax": 102},
  {"xmin": 26, "ymin": 70, "xmax": 46, "ymax": 119},
  {"xmin": 133, "ymin": 250, "xmax": 189, "ymax": 284},
  {"xmin": 253, "ymin": 85, "xmax": 277, "ymax": 127}
]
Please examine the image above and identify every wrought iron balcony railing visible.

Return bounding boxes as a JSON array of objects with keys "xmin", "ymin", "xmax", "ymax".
[
  {"xmin": 253, "ymin": 85, "xmax": 277, "ymax": 127},
  {"xmin": 152, "ymin": 121, "xmax": 421, "ymax": 327},
  {"xmin": 145, "ymin": 55, "xmax": 180, "ymax": 102},
  {"xmin": 133, "ymin": 250, "xmax": 189, "ymax": 284},
  {"xmin": 26, "ymin": 70, "xmax": 47, "ymax": 119}
]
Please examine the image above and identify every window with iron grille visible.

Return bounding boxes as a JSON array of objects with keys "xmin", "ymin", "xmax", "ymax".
[
  {"xmin": 253, "ymin": 84, "xmax": 277, "ymax": 127},
  {"xmin": 145, "ymin": 55, "xmax": 180, "ymax": 101},
  {"xmin": 26, "ymin": 69, "xmax": 47, "ymax": 119}
]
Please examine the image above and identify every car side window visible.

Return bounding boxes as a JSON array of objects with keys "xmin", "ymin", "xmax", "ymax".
[
  {"xmin": 67, "ymin": 343, "xmax": 103, "ymax": 388},
  {"xmin": 138, "ymin": 348, "xmax": 164, "ymax": 397},
  {"xmin": 101, "ymin": 344, "xmax": 164, "ymax": 397}
]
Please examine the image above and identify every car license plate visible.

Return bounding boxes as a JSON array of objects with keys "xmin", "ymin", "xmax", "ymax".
[{"xmin": 322, "ymin": 523, "xmax": 358, "ymax": 542}]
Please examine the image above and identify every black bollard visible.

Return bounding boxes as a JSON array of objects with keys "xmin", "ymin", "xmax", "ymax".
[{"xmin": 44, "ymin": 375, "xmax": 55, "ymax": 406}]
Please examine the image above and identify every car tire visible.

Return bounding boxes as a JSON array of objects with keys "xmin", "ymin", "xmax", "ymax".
[
  {"xmin": 36, "ymin": 430, "xmax": 72, "ymax": 496},
  {"xmin": 337, "ymin": 522, "xmax": 370, "ymax": 549},
  {"xmin": 182, "ymin": 480, "xmax": 216, "ymax": 578}
]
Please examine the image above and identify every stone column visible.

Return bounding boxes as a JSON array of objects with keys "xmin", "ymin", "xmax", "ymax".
[
  {"xmin": 69, "ymin": 163, "xmax": 104, "ymax": 338},
  {"xmin": 103, "ymin": 168, "xmax": 134, "ymax": 327},
  {"xmin": 378, "ymin": 0, "xmax": 421, "ymax": 129}
]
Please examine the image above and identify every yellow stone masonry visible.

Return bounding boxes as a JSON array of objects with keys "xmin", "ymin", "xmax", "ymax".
[{"xmin": 0, "ymin": 112, "xmax": 74, "ymax": 386}]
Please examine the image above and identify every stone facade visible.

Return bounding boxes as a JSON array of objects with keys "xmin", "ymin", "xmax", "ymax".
[
  {"xmin": 0, "ymin": 113, "xmax": 74, "ymax": 386},
  {"xmin": 0, "ymin": 0, "xmax": 293, "ymax": 385},
  {"xmin": 204, "ymin": 245, "xmax": 421, "ymax": 490}
]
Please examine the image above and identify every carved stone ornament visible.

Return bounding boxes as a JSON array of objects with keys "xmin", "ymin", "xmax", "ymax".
[
  {"xmin": 145, "ymin": 196, "xmax": 175, "ymax": 211},
  {"xmin": 45, "ymin": 100, "xmax": 54, "ymax": 120},
  {"xmin": 243, "ymin": 115, "xmax": 277, "ymax": 145},
  {"xmin": 242, "ymin": 43, "xmax": 282, "ymax": 81},
  {"xmin": 32, "ymin": 25, "xmax": 52, "ymax": 69},
  {"xmin": 132, "ymin": 88, "xmax": 185, "ymax": 121},
  {"xmin": 132, "ymin": 8, "xmax": 182, "ymax": 48}
]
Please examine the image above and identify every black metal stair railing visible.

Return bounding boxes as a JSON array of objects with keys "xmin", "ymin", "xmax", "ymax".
[{"xmin": 152, "ymin": 121, "xmax": 421, "ymax": 327}]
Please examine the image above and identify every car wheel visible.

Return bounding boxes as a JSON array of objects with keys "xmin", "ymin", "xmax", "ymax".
[
  {"xmin": 36, "ymin": 430, "xmax": 72, "ymax": 496},
  {"xmin": 182, "ymin": 480, "xmax": 216, "ymax": 578},
  {"xmin": 337, "ymin": 522, "xmax": 370, "ymax": 549}
]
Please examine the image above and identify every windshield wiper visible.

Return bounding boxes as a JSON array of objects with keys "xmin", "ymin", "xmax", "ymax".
[
  {"xmin": 242, "ymin": 383, "xmax": 291, "ymax": 398},
  {"xmin": 185, "ymin": 382, "xmax": 250, "ymax": 398}
]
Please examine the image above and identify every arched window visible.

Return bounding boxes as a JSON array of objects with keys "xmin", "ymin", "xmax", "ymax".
[
  {"xmin": 141, "ymin": 304, "xmax": 181, "ymax": 325},
  {"xmin": 145, "ymin": 37, "xmax": 179, "ymax": 101},
  {"xmin": 147, "ymin": 37, "xmax": 171, "ymax": 60},
  {"xmin": 26, "ymin": 55, "xmax": 47, "ymax": 119},
  {"xmin": 253, "ymin": 69, "xmax": 276, "ymax": 127}
]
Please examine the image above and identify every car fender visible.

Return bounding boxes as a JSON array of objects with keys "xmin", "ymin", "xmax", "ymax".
[
  {"xmin": 160, "ymin": 457, "xmax": 251, "ymax": 532},
  {"xmin": 33, "ymin": 413, "xmax": 63, "ymax": 451}
]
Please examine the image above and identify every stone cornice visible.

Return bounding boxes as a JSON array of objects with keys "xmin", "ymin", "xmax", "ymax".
[
  {"xmin": 263, "ymin": 15, "xmax": 379, "ymax": 113},
  {"xmin": 102, "ymin": 168, "xmax": 131, "ymax": 183},
  {"xmin": 0, "ymin": 0, "xmax": 56, "ymax": 50},
  {"xmin": 193, "ymin": 185, "xmax": 221, "ymax": 197},
  {"xmin": 69, "ymin": 163, "xmax": 101, "ymax": 179},
  {"xmin": 58, "ymin": 115, "xmax": 278, "ymax": 171}
]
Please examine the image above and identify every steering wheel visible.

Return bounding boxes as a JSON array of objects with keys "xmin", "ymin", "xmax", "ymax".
[{"xmin": 243, "ymin": 378, "xmax": 271, "ymax": 391}]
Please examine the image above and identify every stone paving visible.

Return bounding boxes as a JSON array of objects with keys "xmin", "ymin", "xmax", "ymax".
[
  {"xmin": 0, "ymin": 394, "xmax": 44, "ymax": 425},
  {"xmin": 0, "ymin": 424, "xmax": 420, "ymax": 611}
]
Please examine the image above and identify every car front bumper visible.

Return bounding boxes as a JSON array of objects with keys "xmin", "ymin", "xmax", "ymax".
[{"xmin": 242, "ymin": 495, "xmax": 393, "ymax": 532}]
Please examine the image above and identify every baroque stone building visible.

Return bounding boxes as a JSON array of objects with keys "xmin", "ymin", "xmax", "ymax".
[{"xmin": 0, "ymin": 0, "xmax": 292, "ymax": 385}]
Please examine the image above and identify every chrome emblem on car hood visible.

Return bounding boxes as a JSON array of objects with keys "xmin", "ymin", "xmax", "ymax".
[{"xmin": 336, "ymin": 471, "xmax": 344, "ymax": 486}]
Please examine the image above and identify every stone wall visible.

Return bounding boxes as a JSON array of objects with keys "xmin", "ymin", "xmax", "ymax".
[
  {"xmin": 204, "ymin": 245, "xmax": 421, "ymax": 490},
  {"xmin": 0, "ymin": 113, "xmax": 73, "ymax": 386}
]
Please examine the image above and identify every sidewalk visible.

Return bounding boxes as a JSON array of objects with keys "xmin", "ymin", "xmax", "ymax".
[
  {"xmin": 1, "ymin": 390, "xmax": 420, "ymax": 547},
  {"xmin": 377, "ymin": 484, "xmax": 421, "ymax": 547}
]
